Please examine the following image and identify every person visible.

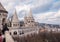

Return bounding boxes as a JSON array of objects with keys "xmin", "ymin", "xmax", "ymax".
[
  {"xmin": 2, "ymin": 23, "xmax": 9, "ymax": 34},
  {"xmin": 2, "ymin": 35, "xmax": 5, "ymax": 42},
  {"xmin": 0, "ymin": 32, "xmax": 3, "ymax": 42},
  {"xmin": 2, "ymin": 23, "xmax": 9, "ymax": 42}
]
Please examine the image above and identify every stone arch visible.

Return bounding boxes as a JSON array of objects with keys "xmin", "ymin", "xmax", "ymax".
[{"xmin": 13, "ymin": 31, "xmax": 17, "ymax": 35}]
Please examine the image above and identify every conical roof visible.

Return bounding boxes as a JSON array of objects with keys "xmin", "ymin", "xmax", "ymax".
[
  {"xmin": 0, "ymin": 3, "xmax": 8, "ymax": 13},
  {"xmin": 12, "ymin": 10, "xmax": 19, "ymax": 23},
  {"xmin": 27, "ymin": 8, "xmax": 34, "ymax": 20}
]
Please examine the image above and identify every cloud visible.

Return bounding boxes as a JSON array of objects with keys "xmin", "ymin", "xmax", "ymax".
[
  {"xmin": 5, "ymin": 2, "xmax": 15, "ymax": 11},
  {"xmin": 50, "ymin": 1, "xmax": 60, "ymax": 11},
  {"xmin": 0, "ymin": 0, "xmax": 60, "ymax": 24},
  {"xmin": 34, "ymin": 12, "xmax": 56, "ymax": 22},
  {"xmin": 15, "ymin": 5, "xmax": 30, "ymax": 13},
  {"xmin": 1, "ymin": 0, "xmax": 60, "ymax": 13},
  {"xmin": 32, "ymin": 0, "xmax": 60, "ymax": 14},
  {"xmin": 34, "ymin": 10, "xmax": 60, "ymax": 24},
  {"xmin": 15, "ymin": 0, "xmax": 55, "ymax": 14}
]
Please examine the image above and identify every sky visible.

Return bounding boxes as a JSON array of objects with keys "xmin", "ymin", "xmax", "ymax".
[{"xmin": 0, "ymin": 0, "xmax": 60, "ymax": 25}]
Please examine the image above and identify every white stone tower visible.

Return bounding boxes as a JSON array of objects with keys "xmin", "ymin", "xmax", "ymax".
[
  {"xmin": 0, "ymin": 3, "xmax": 8, "ymax": 30},
  {"xmin": 24, "ymin": 8, "xmax": 35, "ymax": 27},
  {"xmin": 11, "ymin": 10, "xmax": 20, "ymax": 28}
]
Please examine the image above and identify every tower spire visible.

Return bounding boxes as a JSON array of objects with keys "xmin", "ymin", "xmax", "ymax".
[
  {"xmin": 28, "ymin": 8, "xmax": 33, "ymax": 17},
  {"xmin": 11, "ymin": 9, "xmax": 20, "ymax": 28},
  {"xmin": 24, "ymin": 8, "xmax": 36, "ymax": 27},
  {"xmin": 12, "ymin": 9, "xmax": 19, "ymax": 22}
]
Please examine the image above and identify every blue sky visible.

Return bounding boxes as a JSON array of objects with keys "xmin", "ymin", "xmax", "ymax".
[{"xmin": 0, "ymin": 0, "xmax": 60, "ymax": 24}]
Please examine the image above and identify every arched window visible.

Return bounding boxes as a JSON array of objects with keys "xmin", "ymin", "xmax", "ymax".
[
  {"xmin": 2, "ymin": 18, "xmax": 5, "ymax": 25},
  {"xmin": 19, "ymin": 31, "xmax": 24, "ymax": 35},
  {"xmin": 20, "ymin": 25, "xmax": 22, "ymax": 26},
  {"xmin": 20, "ymin": 32, "xmax": 21, "ymax": 35},
  {"xmin": 22, "ymin": 31, "xmax": 24, "ymax": 34},
  {"xmin": 10, "ymin": 32, "xmax": 11, "ymax": 35},
  {"xmin": 28, "ymin": 21, "xmax": 30, "ymax": 23},
  {"xmin": 2, "ymin": 18, "xmax": 5, "ymax": 22},
  {"xmin": 13, "ymin": 31, "xmax": 17, "ymax": 35},
  {"xmin": 31, "ymin": 21, "xmax": 33, "ymax": 22}
]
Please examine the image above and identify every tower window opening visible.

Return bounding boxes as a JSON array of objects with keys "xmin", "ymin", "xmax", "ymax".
[
  {"xmin": 10, "ymin": 32, "xmax": 11, "ymax": 35},
  {"xmin": 28, "ymin": 21, "xmax": 30, "ymax": 23},
  {"xmin": 2, "ymin": 18, "xmax": 5, "ymax": 22},
  {"xmin": 19, "ymin": 31, "xmax": 24, "ymax": 35},
  {"xmin": 2, "ymin": 18, "xmax": 5, "ymax": 25},
  {"xmin": 13, "ymin": 24, "xmax": 17, "ymax": 26},
  {"xmin": 31, "ymin": 21, "xmax": 33, "ymax": 22},
  {"xmin": 0, "ymin": 13, "xmax": 1, "ymax": 15}
]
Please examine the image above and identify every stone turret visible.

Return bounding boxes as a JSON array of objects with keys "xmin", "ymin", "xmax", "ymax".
[
  {"xmin": 11, "ymin": 10, "xmax": 20, "ymax": 28},
  {"xmin": 0, "ymin": 2, "xmax": 8, "ymax": 30},
  {"xmin": 24, "ymin": 8, "xmax": 36, "ymax": 28}
]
